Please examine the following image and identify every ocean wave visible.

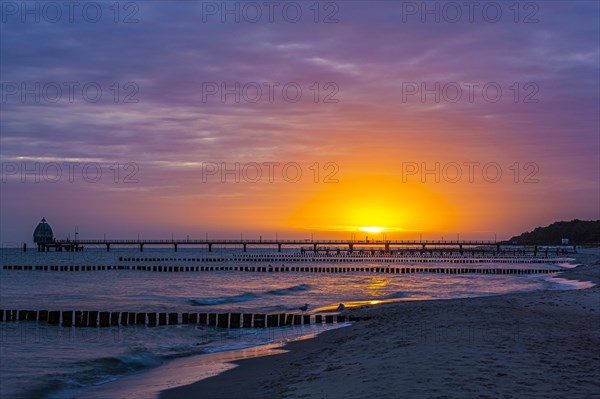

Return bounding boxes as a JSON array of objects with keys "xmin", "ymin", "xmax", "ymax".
[
  {"xmin": 383, "ymin": 291, "xmax": 410, "ymax": 299},
  {"xmin": 80, "ymin": 351, "xmax": 164, "ymax": 374},
  {"xmin": 189, "ymin": 292, "xmax": 260, "ymax": 306},
  {"xmin": 266, "ymin": 284, "xmax": 311, "ymax": 296},
  {"xmin": 189, "ymin": 284, "xmax": 311, "ymax": 306},
  {"xmin": 77, "ymin": 351, "xmax": 165, "ymax": 385},
  {"xmin": 24, "ymin": 351, "xmax": 166, "ymax": 399}
]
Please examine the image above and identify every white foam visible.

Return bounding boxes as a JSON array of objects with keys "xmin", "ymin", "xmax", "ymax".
[
  {"xmin": 77, "ymin": 325, "xmax": 349, "ymax": 399},
  {"xmin": 546, "ymin": 276, "xmax": 595, "ymax": 290}
]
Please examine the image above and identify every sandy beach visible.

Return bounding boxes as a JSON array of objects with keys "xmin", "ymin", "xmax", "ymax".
[{"xmin": 161, "ymin": 248, "xmax": 600, "ymax": 399}]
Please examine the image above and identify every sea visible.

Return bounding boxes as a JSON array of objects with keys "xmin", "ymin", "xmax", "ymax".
[{"xmin": 0, "ymin": 247, "xmax": 588, "ymax": 399}]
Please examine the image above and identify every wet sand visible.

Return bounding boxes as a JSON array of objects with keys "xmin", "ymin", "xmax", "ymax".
[{"xmin": 161, "ymin": 249, "xmax": 600, "ymax": 399}]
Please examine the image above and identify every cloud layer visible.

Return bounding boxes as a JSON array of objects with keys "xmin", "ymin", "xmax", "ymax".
[{"xmin": 1, "ymin": 1, "xmax": 598, "ymax": 242}]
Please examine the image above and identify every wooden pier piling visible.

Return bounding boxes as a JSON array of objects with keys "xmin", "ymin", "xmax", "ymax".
[
  {"xmin": 253, "ymin": 314, "xmax": 266, "ymax": 328},
  {"xmin": 230, "ymin": 313, "xmax": 241, "ymax": 328},
  {"xmin": 199, "ymin": 313, "xmax": 208, "ymax": 325},
  {"xmin": 208, "ymin": 313, "xmax": 217, "ymax": 326},
  {"xmin": 217, "ymin": 313, "xmax": 229, "ymax": 328},
  {"xmin": 267, "ymin": 314, "xmax": 278, "ymax": 327},
  {"xmin": 47, "ymin": 311, "xmax": 59, "ymax": 324},
  {"xmin": 75, "ymin": 311, "xmax": 84, "ymax": 327},
  {"xmin": 99, "ymin": 312, "xmax": 110, "ymax": 327},
  {"xmin": 88, "ymin": 311, "xmax": 98, "ymax": 327},
  {"xmin": 39, "ymin": 310, "xmax": 48, "ymax": 322},
  {"xmin": 1, "ymin": 307, "xmax": 385, "ymax": 331},
  {"xmin": 62, "ymin": 311, "xmax": 73, "ymax": 327}
]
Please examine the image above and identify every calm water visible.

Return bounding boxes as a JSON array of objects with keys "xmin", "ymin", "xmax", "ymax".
[{"xmin": 0, "ymin": 248, "xmax": 581, "ymax": 399}]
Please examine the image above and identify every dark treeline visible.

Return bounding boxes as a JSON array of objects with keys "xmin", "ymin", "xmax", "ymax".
[{"xmin": 504, "ymin": 220, "xmax": 599, "ymax": 245}]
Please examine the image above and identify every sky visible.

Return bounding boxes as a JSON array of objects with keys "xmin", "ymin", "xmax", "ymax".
[{"xmin": 0, "ymin": 0, "xmax": 599, "ymax": 244}]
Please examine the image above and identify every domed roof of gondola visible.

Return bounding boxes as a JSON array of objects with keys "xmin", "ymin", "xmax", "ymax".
[{"xmin": 33, "ymin": 217, "xmax": 54, "ymax": 244}]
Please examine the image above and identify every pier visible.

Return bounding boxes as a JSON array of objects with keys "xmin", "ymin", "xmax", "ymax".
[{"xmin": 43, "ymin": 238, "xmax": 576, "ymax": 255}]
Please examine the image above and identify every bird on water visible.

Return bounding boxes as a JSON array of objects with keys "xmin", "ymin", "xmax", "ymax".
[
  {"xmin": 299, "ymin": 303, "xmax": 309, "ymax": 312},
  {"xmin": 336, "ymin": 303, "xmax": 345, "ymax": 312}
]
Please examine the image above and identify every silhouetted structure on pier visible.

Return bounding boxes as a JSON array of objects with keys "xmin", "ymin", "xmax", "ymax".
[
  {"xmin": 33, "ymin": 218, "xmax": 81, "ymax": 252},
  {"xmin": 33, "ymin": 217, "xmax": 56, "ymax": 251}
]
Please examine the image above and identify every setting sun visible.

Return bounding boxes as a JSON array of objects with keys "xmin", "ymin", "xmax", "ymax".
[
  {"xmin": 288, "ymin": 176, "xmax": 457, "ymax": 235},
  {"xmin": 360, "ymin": 226, "xmax": 386, "ymax": 233}
]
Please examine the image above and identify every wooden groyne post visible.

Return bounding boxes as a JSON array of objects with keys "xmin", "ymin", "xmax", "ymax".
[{"xmin": 0, "ymin": 309, "xmax": 354, "ymax": 329}]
